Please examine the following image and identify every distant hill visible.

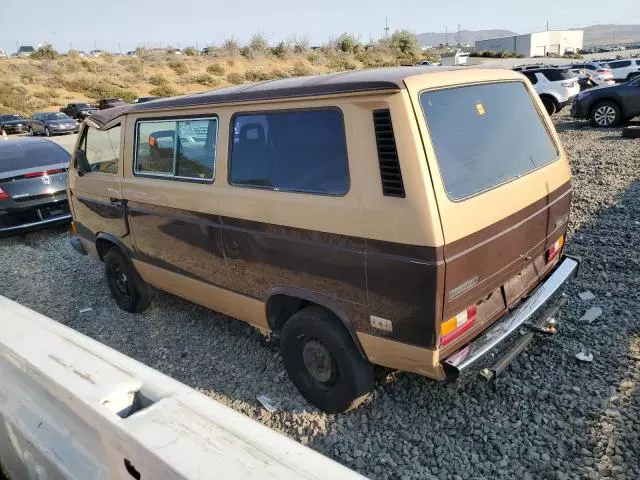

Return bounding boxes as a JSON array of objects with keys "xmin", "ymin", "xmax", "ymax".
[
  {"xmin": 417, "ymin": 24, "xmax": 640, "ymax": 47},
  {"xmin": 418, "ymin": 29, "xmax": 516, "ymax": 47},
  {"xmin": 579, "ymin": 24, "xmax": 640, "ymax": 46}
]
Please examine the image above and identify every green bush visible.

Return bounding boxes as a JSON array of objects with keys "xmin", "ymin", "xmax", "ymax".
[
  {"xmin": 390, "ymin": 30, "xmax": 420, "ymax": 58},
  {"xmin": 148, "ymin": 74, "xmax": 169, "ymax": 86},
  {"xmin": 206, "ymin": 63, "xmax": 225, "ymax": 76},
  {"xmin": 271, "ymin": 41, "xmax": 288, "ymax": 59},
  {"xmin": 249, "ymin": 34, "xmax": 270, "ymax": 55},
  {"xmin": 192, "ymin": 73, "xmax": 218, "ymax": 86},
  {"xmin": 183, "ymin": 47, "xmax": 199, "ymax": 56},
  {"xmin": 149, "ymin": 85, "xmax": 179, "ymax": 97},
  {"xmin": 226, "ymin": 72, "xmax": 245, "ymax": 84},
  {"xmin": 168, "ymin": 59, "xmax": 188, "ymax": 75},
  {"xmin": 31, "ymin": 44, "xmax": 59, "ymax": 60},
  {"xmin": 335, "ymin": 33, "xmax": 361, "ymax": 54}
]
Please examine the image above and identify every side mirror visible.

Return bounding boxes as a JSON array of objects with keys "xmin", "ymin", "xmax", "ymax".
[{"xmin": 75, "ymin": 149, "xmax": 90, "ymax": 176}]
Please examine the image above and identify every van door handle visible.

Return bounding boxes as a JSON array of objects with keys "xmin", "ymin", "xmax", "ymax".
[{"xmin": 110, "ymin": 197, "xmax": 126, "ymax": 206}]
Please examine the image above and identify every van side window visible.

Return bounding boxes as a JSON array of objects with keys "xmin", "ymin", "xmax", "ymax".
[
  {"xmin": 135, "ymin": 118, "xmax": 217, "ymax": 181},
  {"xmin": 80, "ymin": 125, "xmax": 121, "ymax": 174},
  {"xmin": 229, "ymin": 109, "xmax": 349, "ymax": 196}
]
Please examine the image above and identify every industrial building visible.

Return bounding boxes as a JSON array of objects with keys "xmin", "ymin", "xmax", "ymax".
[{"xmin": 475, "ymin": 30, "xmax": 584, "ymax": 57}]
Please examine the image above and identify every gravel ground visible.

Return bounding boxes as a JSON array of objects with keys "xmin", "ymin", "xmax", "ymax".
[{"xmin": 1, "ymin": 109, "xmax": 639, "ymax": 479}]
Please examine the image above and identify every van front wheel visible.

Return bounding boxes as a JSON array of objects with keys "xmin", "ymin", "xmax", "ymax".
[
  {"xmin": 280, "ymin": 306, "xmax": 373, "ymax": 413},
  {"xmin": 104, "ymin": 248, "xmax": 152, "ymax": 313}
]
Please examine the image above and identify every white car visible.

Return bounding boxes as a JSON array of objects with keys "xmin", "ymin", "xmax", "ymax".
[
  {"xmin": 518, "ymin": 67, "xmax": 580, "ymax": 115},
  {"xmin": 568, "ymin": 62, "xmax": 616, "ymax": 86},
  {"xmin": 606, "ymin": 58, "xmax": 640, "ymax": 82}
]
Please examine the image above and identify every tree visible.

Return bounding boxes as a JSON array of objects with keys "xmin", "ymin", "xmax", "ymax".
[
  {"xmin": 31, "ymin": 44, "xmax": 59, "ymax": 60},
  {"xmin": 390, "ymin": 30, "xmax": 419, "ymax": 57}
]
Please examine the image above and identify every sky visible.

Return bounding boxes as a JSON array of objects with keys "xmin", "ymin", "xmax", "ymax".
[{"xmin": 1, "ymin": 0, "xmax": 639, "ymax": 53}]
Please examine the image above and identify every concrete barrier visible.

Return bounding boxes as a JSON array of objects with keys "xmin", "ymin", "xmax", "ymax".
[{"xmin": 0, "ymin": 296, "xmax": 364, "ymax": 480}]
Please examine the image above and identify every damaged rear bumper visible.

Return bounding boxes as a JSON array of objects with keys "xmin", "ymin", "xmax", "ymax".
[{"xmin": 443, "ymin": 256, "xmax": 579, "ymax": 380}]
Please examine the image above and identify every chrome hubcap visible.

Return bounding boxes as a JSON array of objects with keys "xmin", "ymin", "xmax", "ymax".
[
  {"xmin": 302, "ymin": 340, "xmax": 333, "ymax": 383},
  {"xmin": 594, "ymin": 106, "xmax": 616, "ymax": 126}
]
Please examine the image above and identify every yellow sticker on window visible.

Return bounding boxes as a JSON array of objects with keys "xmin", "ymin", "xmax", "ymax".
[{"xmin": 476, "ymin": 103, "xmax": 486, "ymax": 115}]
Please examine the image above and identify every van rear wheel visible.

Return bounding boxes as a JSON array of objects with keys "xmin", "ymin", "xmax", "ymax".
[
  {"xmin": 104, "ymin": 248, "xmax": 152, "ymax": 313},
  {"xmin": 280, "ymin": 306, "xmax": 373, "ymax": 413}
]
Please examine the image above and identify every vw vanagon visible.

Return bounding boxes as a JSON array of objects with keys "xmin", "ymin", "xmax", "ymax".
[{"xmin": 68, "ymin": 67, "xmax": 579, "ymax": 412}]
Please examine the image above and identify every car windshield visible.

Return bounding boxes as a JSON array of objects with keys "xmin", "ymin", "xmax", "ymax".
[
  {"xmin": 45, "ymin": 113, "xmax": 71, "ymax": 120},
  {"xmin": 2, "ymin": 115, "xmax": 22, "ymax": 121},
  {"xmin": 0, "ymin": 141, "xmax": 70, "ymax": 174},
  {"xmin": 628, "ymin": 76, "xmax": 640, "ymax": 86},
  {"xmin": 421, "ymin": 81, "xmax": 558, "ymax": 200},
  {"xmin": 76, "ymin": 104, "xmax": 91, "ymax": 109}
]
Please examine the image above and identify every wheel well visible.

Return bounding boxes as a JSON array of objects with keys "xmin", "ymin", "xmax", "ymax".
[
  {"xmin": 95, "ymin": 237, "xmax": 117, "ymax": 261},
  {"xmin": 590, "ymin": 98, "xmax": 623, "ymax": 116},
  {"xmin": 539, "ymin": 94, "xmax": 558, "ymax": 106},
  {"xmin": 266, "ymin": 293, "xmax": 366, "ymax": 357}
]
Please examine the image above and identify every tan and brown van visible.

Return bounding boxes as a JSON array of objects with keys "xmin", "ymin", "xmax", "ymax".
[{"xmin": 67, "ymin": 67, "xmax": 579, "ymax": 413}]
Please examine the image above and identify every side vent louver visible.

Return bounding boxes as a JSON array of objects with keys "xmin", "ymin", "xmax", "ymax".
[{"xmin": 373, "ymin": 109, "xmax": 405, "ymax": 198}]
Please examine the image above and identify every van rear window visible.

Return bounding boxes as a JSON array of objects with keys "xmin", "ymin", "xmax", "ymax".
[{"xmin": 420, "ymin": 82, "xmax": 558, "ymax": 200}]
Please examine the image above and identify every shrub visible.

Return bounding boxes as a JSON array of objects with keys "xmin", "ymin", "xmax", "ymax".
[
  {"xmin": 149, "ymin": 85, "xmax": 179, "ymax": 97},
  {"xmin": 327, "ymin": 54, "xmax": 357, "ymax": 72},
  {"xmin": 239, "ymin": 46, "xmax": 254, "ymax": 59},
  {"xmin": 222, "ymin": 38, "xmax": 240, "ymax": 56},
  {"xmin": 291, "ymin": 61, "xmax": 312, "ymax": 77},
  {"xmin": 31, "ymin": 44, "xmax": 59, "ymax": 60},
  {"xmin": 168, "ymin": 59, "xmax": 188, "ymax": 75},
  {"xmin": 249, "ymin": 33, "xmax": 270, "ymax": 55},
  {"xmin": 148, "ymin": 74, "xmax": 169, "ymax": 86},
  {"xmin": 206, "ymin": 63, "xmax": 225, "ymax": 76},
  {"xmin": 335, "ymin": 33, "xmax": 361, "ymax": 54},
  {"xmin": 390, "ymin": 30, "xmax": 420, "ymax": 58},
  {"xmin": 244, "ymin": 70, "xmax": 270, "ymax": 82},
  {"xmin": 307, "ymin": 52, "xmax": 323, "ymax": 65},
  {"xmin": 80, "ymin": 59, "xmax": 102, "ymax": 73},
  {"xmin": 293, "ymin": 38, "xmax": 310, "ymax": 53},
  {"xmin": 271, "ymin": 41, "xmax": 288, "ymax": 59},
  {"xmin": 192, "ymin": 73, "xmax": 218, "ymax": 86},
  {"xmin": 67, "ymin": 49, "xmax": 80, "ymax": 59},
  {"xmin": 226, "ymin": 72, "xmax": 245, "ymax": 84},
  {"xmin": 183, "ymin": 46, "xmax": 199, "ymax": 56}
]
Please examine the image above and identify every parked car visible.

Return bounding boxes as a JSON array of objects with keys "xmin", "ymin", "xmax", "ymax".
[
  {"xmin": 132, "ymin": 96, "xmax": 159, "ymax": 104},
  {"xmin": 567, "ymin": 62, "xmax": 615, "ymax": 87},
  {"xmin": 0, "ymin": 48, "xmax": 8, "ymax": 58},
  {"xmin": 517, "ymin": 67, "xmax": 580, "ymax": 115},
  {"xmin": 571, "ymin": 75, "xmax": 640, "ymax": 126},
  {"xmin": 98, "ymin": 98, "xmax": 127, "ymax": 110},
  {"xmin": 68, "ymin": 67, "xmax": 578, "ymax": 413},
  {"xmin": 606, "ymin": 59, "xmax": 640, "ymax": 82},
  {"xmin": 0, "ymin": 137, "xmax": 71, "ymax": 235},
  {"xmin": 15, "ymin": 45, "xmax": 36, "ymax": 57},
  {"xmin": 29, "ymin": 112, "xmax": 79, "ymax": 136},
  {"xmin": 60, "ymin": 103, "xmax": 98, "ymax": 120},
  {"xmin": 0, "ymin": 114, "xmax": 29, "ymax": 134}
]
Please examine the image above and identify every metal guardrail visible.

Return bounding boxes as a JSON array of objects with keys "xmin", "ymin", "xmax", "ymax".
[{"xmin": 0, "ymin": 296, "xmax": 364, "ymax": 480}]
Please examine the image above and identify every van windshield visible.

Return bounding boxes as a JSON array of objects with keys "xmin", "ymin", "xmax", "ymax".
[{"xmin": 420, "ymin": 81, "xmax": 558, "ymax": 200}]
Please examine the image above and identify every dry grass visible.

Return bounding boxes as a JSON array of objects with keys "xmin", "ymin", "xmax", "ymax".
[{"xmin": 0, "ymin": 47, "xmax": 424, "ymax": 115}]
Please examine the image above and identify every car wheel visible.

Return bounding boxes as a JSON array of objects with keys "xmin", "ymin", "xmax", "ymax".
[
  {"xmin": 590, "ymin": 101, "xmax": 621, "ymax": 127},
  {"xmin": 622, "ymin": 126, "xmax": 640, "ymax": 138},
  {"xmin": 541, "ymin": 96, "xmax": 557, "ymax": 116},
  {"xmin": 44, "ymin": 127, "xmax": 51, "ymax": 137},
  {"xmin": 104, "ymin": 248, "xmax": 152, "ymax": 313},
  {"xmin": 280, "ymin": 306, "xmax": 374, "ymax": 413}
]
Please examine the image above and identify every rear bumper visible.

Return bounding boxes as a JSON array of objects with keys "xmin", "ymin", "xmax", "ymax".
[
  {"xmin": 443, "ymin": 256, "xmax": 579, "ymax": 379},
  {"xmin": 0, "ymin": 200, "xmax": 72, "ymax": 235},
  {"xmin": 1, "ymin": 125, "xmax": 27, "ymax": 134},
  {"xmin": 0, "ymin": 214, "xmax": 71, "ymax": 235}
]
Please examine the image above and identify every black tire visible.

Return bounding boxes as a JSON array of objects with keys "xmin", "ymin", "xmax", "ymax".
[
  {"xmin": 44, "ymin": 126, "xmax": 51, "ymax": 137},
  {"xmin": 622, "ymin": 126, "xmax": 640, "ymax": 138},
  {"xmin": 104, "ymin": 248, "xmax": 152, "ymax": 313},
  {"xmin": 280, "ymin": 306, "xmax": 373, "ymax": 413},
  {"xmin": 590, "ymin": 101, "xmax": 621, "ymax": 127},
  {"xmin": 541, "ymin": 96, "xmax": 557, "ymax": 116}
]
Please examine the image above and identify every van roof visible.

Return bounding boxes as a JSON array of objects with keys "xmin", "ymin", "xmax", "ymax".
[{"xmin": 90, "ymin": 66, "xmax": 466, "ymax": 127}]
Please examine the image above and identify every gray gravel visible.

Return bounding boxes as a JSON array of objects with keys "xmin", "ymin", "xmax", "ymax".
[{"xmin": 1, "ymin": 109, "xmax": 639, "ymax": 479}]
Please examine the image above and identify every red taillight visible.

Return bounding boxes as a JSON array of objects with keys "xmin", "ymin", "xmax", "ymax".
[
  {"xmin": 24, "ymin": 168, "xmax": 65, "ymax": 178},
  {"xmin": 441, "ymin": 304, "xmax": 478, "ymax": 347},
  {"xmin": 0, "ymin": 187, "xmax": 8, "ymax": 200},
  {"xmin": 547, "ymin": 236, "xmax": 565, "ymax": 263},
  {"xmin": 598, "ymin": 69, "xmax": 611, "ymax": 74}
]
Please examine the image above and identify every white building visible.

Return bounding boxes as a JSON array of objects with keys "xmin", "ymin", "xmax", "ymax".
[{"xmin": 475, "ymin": 30, "xmax": 584, "ymax": 57}]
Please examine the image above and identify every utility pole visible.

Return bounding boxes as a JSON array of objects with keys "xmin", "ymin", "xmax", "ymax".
[
  {"xmin": 384, "ymin": 18, "xmax": 389, "ymax": 38},
  {"xmin": 546, "ymin": 20, "xmax": 549, "ymax": 31},
  {"xmin": 457, "ymin": 24, "xmax": 461, "ymax": 46},
  {"xmin": 445, "ymin": 26, "xmax": 448, "ymax": 46}
]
